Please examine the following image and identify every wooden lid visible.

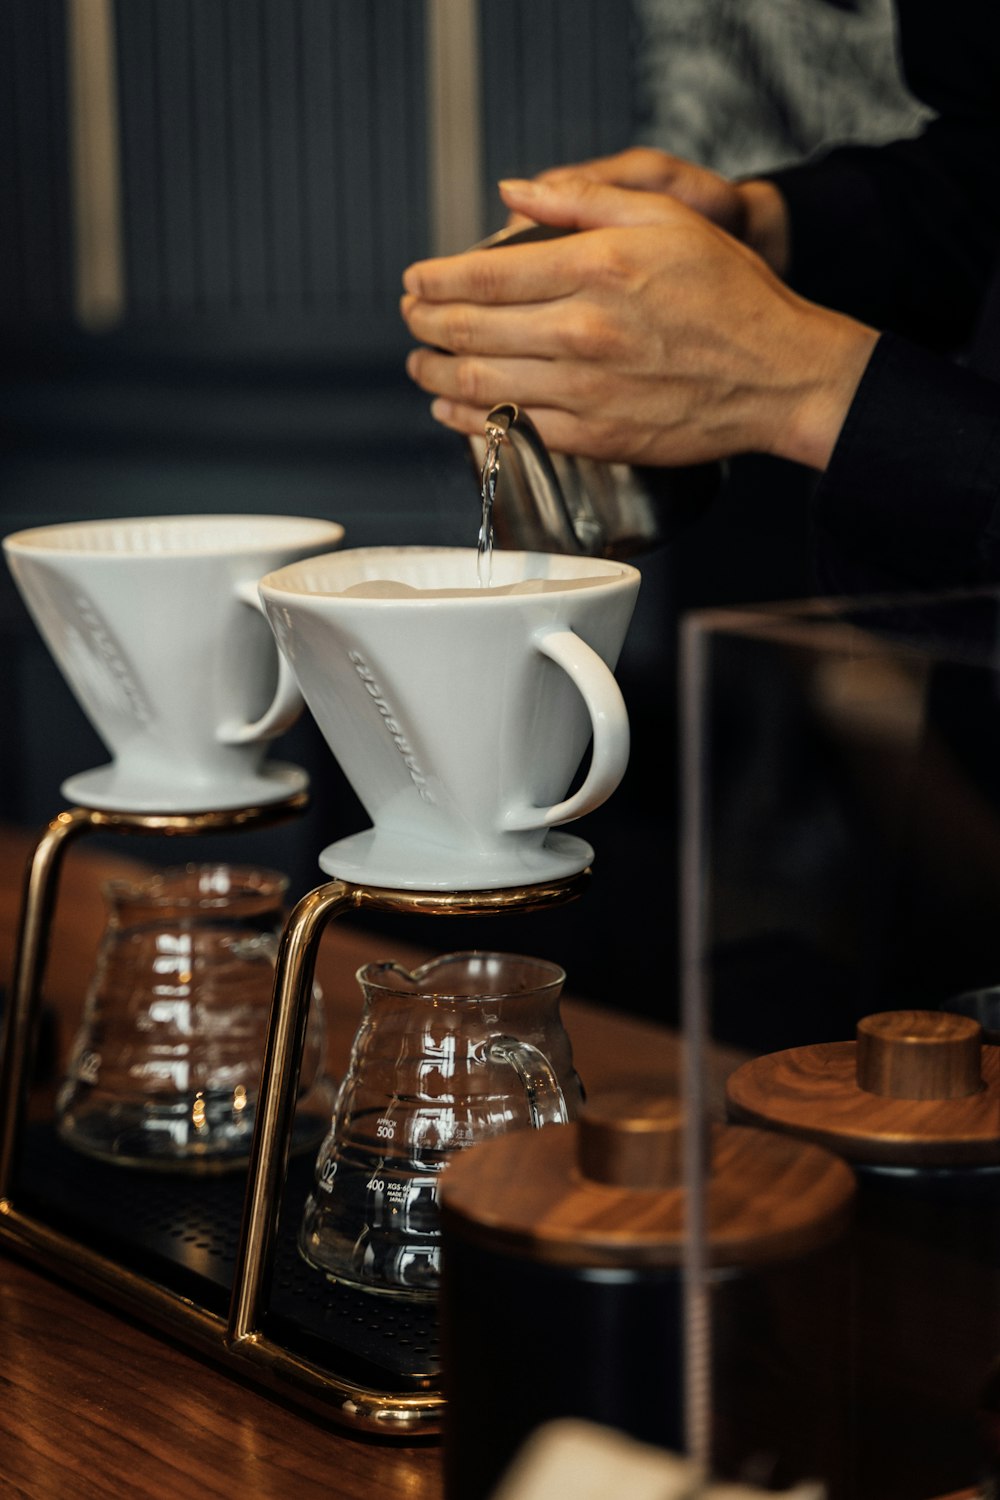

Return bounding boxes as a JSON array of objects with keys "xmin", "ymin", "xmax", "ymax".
[
  {"xmin": 439, "ymin": 1092, "xmax": 855, "ymax": 1270},
  {"xmin": 726, "ymin": 1013, "xmax": 1000, "ymax": 1166}
]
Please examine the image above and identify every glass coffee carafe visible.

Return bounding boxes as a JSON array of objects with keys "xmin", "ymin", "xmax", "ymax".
[
  {"xmin": 56, "ymin": 863, "xmax": 334, "ymax": 1170},
  {"xmin": 299, "ymin": 950, "xmax": 583, "ymax": 1297}
]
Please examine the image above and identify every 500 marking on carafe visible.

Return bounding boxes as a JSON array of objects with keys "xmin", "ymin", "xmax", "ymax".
[{"xmin": 375, "ymin": 1116, "xmax": 395, "ymax": 1140}]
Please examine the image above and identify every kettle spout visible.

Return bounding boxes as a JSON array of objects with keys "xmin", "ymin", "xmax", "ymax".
[{"xmin": 483, "ymin": 403, "xmax": 586, "ymax": 556}]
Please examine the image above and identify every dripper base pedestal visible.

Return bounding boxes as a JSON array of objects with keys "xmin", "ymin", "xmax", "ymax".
[
  {"xmin": 61, "ymin": 759, "xmax": 310, "ymax": 815},
  {"xmin": 318, "ymin": 826, "xmax": 594, "ymax": 891}
]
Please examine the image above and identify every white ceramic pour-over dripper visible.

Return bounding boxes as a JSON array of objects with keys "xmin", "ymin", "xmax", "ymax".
[
  {"xmin": 3, "ymin": 514, "xmax": 344, "ymax": 813},
  {"xmin": 258, "ymin": 546, "xmax": 640, "ymax": 890}
]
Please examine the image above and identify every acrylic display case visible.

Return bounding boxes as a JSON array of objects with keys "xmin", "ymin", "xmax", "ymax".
[{"xmin": 680, "ymin": 588, "xmax": 1000, "ymax": 1500}]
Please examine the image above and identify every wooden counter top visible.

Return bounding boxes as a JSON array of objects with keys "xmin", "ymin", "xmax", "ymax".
[{"xmin": 0, "ymin": 1250, "xmax": 441, "ymax": 1499}]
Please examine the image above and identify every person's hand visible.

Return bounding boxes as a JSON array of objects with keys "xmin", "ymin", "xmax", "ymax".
[
  {"xmin": 507, "ymin": 146, "xmax": 789, "ymax": 274},
  {"xmin": 401, "ymin": 175, "xmax": 876, "ymax": 472}
]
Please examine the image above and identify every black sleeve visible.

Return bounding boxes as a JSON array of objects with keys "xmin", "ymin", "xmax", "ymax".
[{"xmin": 811, "ymin": 333, "xmax": 1000, "ymax": 593}]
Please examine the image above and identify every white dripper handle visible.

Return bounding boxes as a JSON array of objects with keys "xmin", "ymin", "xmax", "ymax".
[
  {"xmin": 216, "ymin": 579, "xmax": 305, "ymax": 744},
  {"xmin": 503, "ymin": 624, "xmax": 630, "ymax": 832}
]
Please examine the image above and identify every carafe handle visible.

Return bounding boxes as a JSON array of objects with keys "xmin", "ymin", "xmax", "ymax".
[
  {"xmin": 487, "ymin": 1036, "xmax": 570, "ymax": 1128},
  {"xmin": 503, "ymin": 625, "xmax": 630, "ymax": 831},
  {"xmin": 217, "ymin": 579, "xmax": 305, "ymax": 744}
]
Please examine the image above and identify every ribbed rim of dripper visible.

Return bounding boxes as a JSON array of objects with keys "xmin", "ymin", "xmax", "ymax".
[
  {"xmin": 258, "ymin": 544, "xmax": 638, "ymax": 598},
  {"xmin": 3, "ymin": 514, "xmax": 344, "ymax": 557}
]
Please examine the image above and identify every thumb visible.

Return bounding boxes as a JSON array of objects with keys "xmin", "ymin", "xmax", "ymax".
[{"xmin": 498, "ymin": 174, "xmax": 677, "ymax": 231}]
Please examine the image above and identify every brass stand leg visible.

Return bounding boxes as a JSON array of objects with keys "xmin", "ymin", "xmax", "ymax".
[
  {"xmin": 229, "ymin": 879, "xmax": 355, "ymax": 1342},
  {"xmin": 0, "ymin": 809, "xmax": 95, "ymax": 1198}
]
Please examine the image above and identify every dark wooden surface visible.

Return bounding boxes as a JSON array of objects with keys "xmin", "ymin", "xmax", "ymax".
[
  {"xmin": 0, "ymin": 825, "xmax": 690, "ymax": 1500},
  {"xmin": 0, "ymin": 1253, "xmax": 442, "ymax": 1500}
]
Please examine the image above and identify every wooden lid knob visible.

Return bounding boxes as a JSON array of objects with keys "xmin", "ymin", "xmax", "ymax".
[
  {"xmin": 856, "ymin": 1010, "xmax": 982, "ymax": 1100},
  {"xmin": 577, "ymin": 1090, "xmax": 685, "ymax": 1189}
]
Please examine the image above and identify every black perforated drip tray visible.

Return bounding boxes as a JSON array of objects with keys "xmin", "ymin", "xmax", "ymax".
[{"xmin": 13, "ymin": 1123, "xmax": 440, "ymax": 1392}]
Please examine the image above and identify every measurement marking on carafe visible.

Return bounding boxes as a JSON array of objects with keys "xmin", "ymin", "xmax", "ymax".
[{"xmin": 76, "ymin": 1049, "xmax": 101, "ymax": 1084}]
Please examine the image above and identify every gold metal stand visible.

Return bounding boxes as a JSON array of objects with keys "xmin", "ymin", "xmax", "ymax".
[{"xmin": 0, "ymin": 798, "xmax": 587, "ymax": 1436}]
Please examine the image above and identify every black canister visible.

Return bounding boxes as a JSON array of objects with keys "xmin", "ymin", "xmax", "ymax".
[
  {"xmin": 728, "ymin": 1009, "xmax": 1000, "ymax": 1500},
  {"xmin": 438, "ymin": 1092, "xmax": 855, "ymax": 1500}
]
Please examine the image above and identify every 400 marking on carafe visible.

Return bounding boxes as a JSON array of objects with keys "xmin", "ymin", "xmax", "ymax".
[{"xmin": 367, "ymin": 1178, "xmax": 413, "ymax": 1208}]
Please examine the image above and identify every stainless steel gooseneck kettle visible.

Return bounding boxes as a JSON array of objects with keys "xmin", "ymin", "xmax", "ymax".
[{"xmin": 466, "ymin": 223, "xmax": 722, "ymax": 560}]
